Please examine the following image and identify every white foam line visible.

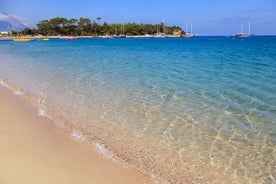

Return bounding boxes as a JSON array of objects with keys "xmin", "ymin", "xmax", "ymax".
[
  {"xmin": 70, "ymin": 131, "xmax": 88, "ymax": 141},
  {"xmin": 13, "ymin": 91, "xmax": 24, "ymax": 95},
  {"xmin": 95, "ymin": 143, "xmax": 128, "ymax": 168},
  {"xmin": 38, "ymin": 108, "xmax": 52, "ymax": 119},
  {"xmin": 0, "ymin": 79, "xmax": 23, "ymax": 95},
  {"xmin": 0, "ymin": 79, "xmax": 11, "ymax": 89},
  {"xmin": 96, "ymin": 143, "xmax": 115, "ymax": 159}
]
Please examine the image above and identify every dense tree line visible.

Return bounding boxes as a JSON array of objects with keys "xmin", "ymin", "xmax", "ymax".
[{"xmin": 15, "ymin": 17, "xmax": 184, "ymax": 36}]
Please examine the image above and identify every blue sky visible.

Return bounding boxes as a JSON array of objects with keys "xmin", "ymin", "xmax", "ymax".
[{"xmin": 1, "ymin": 0, "xmax": 276, "ymax": 35}]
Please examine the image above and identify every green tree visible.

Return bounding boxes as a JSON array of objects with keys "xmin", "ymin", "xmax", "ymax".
[
  {"xmin": 11, "ymin": 30, "xmax": 18, "ymax": 36},
  {"xmin": 78, "ymin": 18, "xmax": 91, "ymax": 27},
  {"xmin": 68, "ymin": 18, "xmax": 78, "ymax": 26},
  {"xmin": 91, "ymin": 20, "xmax": 99, "ymax": 36},
  {"xmin": 21, "ymin": 28, "xmax": 35, "ymax": 35},
  {"xmin": 77, "ymin": 18, "xmax": 92, "ymax": 35},
  {"xmin": 37, "ymin": 19, "xmax": 51, "ymax": 35},
  {"xmin": 64, "ymin": 18, "xmax": 78, "ymax": 35},
  {"xmin": 26, "ymin": 17, "xmax": 183, "ymax": 36},
  {"xmin": 49, "ymin": 17, "xmax": 69, "ymax": 35},
  {"xmin": 96, "ymin": 17, "xmax": 102, "ymax": 25}
]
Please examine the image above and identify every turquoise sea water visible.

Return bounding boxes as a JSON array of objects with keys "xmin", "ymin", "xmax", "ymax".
[{"xmin": 0, "ymin": 37, "xmax": 275, "ymax": 183}]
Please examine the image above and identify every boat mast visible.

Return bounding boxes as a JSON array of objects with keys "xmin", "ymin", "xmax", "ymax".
[
  {"xmin": 191, "ymin": 23, "xmax": 193, "ymax": 34},
  {"xmin": 241, "ymin": 24, "xmax": 243, "ymax": 34},
  {"xmin": 185, "ymin": 23, "xmax": 188, "ymax": 33},
  {"xmin": 120, "ymin": 24, "xmax": 125, "ymax": 35},
  {"xmin": 163, "ymin": 18, "xmax": 165, "ymax": 34},
  {"xmin": 248, "ymin": 22, "xmax": 251, "ymax": 34}
]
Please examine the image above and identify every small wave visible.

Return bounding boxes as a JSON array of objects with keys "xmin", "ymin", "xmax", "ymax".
[
  {"xmin": 0, "ymin": 79, "xmax": 10, "ymax": 89},
  {"xmin": 96, "ymin": 143, "xmax": 115, "ymax": 159},
  {"xmin": 70, "ymin": 131, "xmax": 88, "ymax": 141},
  {"xmin": 0, "ymin": 79, "xmax": 4, "ymax": 85},
  {"xmin": 95, "ymin": 143, "xmax": 128, "ymax": 168},
  {"xmin": 38, "ymin": 108, "xmax": 52, "ymax": 119},
  {"xmin": 13, "ymin": 91, "xmax": 24, "ymax": 95},
  {"xmin": 0, "ymin": 78, "xmax": 24, "ymax": 95},
  {"xmin": 38, "ymin": 109, "xmax": 47, "ymax": 116}
]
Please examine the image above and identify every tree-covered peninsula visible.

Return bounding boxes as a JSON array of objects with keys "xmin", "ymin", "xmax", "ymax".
[{"xmin": 15, "ymin": 17, "xmax": 184, "ymax": 36}]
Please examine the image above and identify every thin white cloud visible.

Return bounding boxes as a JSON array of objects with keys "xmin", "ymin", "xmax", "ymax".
[{"xmin": 11, "ymin": 14, "xmax": 33, "ymax": 27}]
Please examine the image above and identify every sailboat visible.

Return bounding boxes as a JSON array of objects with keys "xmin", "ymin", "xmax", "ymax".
[
  {"xmin": 181, "ymin": 23, "xmax": 196, "ymax": 37},
  {"xmin": 235, "ymin": 22, "xmax": 254, "ymax": 37},
  {"xmin": 154, "ymin": 19, "xmax": 167, "ymax": 38},
  {"xmin": 117, "ymin": 24, "xmax": 126, "ymax": 38}
]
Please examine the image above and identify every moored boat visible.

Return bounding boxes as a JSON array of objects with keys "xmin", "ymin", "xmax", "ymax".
[
  {"xmin": 117, "ymin": 34, "xmax": 126, "ymax": 38},
  {"xmin": 37, "ymin": 37, "xmax": 50, "ymax": 41},
  {"xmin": 181, "ymin": 23, "xmax": 196, "ymax": 38},
  {"xmin": 234, "ymin": 33, "xmax": 255, "ymax": 37},
  {"xmin": 13, "ymin": 37, "xmax": 33, "ymax": 42},
  {"xmin": 117, "ymin": 24, "xmax": 126, "ymax": 38},
  {"xmin": 153, "ymin": 19, "xmax": 167, "ymax": 38},
  {"xmin": 235, "ymin": 23, "xmax": 254, "ymax": 37},
  {"xmin": 181, "ymin": 33, "xmax": 196, "ymax": 38},
  {"xmin": 60, "ymin": 36, "xmax": 77, "ymax": 40}
]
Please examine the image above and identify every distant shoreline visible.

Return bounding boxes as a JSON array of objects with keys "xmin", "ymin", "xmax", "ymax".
[{"xmin": 2, "ymin": 35, "xmax": 276, "ymax": 40}]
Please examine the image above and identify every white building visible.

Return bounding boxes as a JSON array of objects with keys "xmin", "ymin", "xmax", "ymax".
[{"xmin": 0, "ymin": 31, "xmax": 9, "ymax": 35}]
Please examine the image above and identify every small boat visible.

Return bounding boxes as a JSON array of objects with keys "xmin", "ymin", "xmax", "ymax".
[
  {"xmin": 153, "ymin": 33, "xmax": 167, "ymax": 38},
  {"xmin": 144, "ymin": 34, "xmax": 151, "ymax": 38},
  {"xmin": 37, "ymin": 37, "xmax": 49, "ymax": 41},
  {"xmin": 181, "ymin": 33, "xmax": 196, "ymax": 38},
  {"xmin": 154, "ymin": 19, "xmax": 167, "ymax": 38},
  {"xmin": 181, "ymin": 23, "xmax": 196, "ymax": 38},
  {"xmin": 235, "ymin": 33, "xmax": 254, "ymax": 37},
  {"xmin": 60, "ymin": 36, "xmax": 77, "ymax": 40},
  {"xmin": 13, "ymin": 37, "xmax": 33, "ymax": 42},
  {"xmin": 117, "ymin": 24, "xmax": 126, "ymax": 38},
  {"xmin": 117, "ymin": 34, "xmax": 126, "ymax": 38},
  {"xmin": 235, "ymin": 23, "xmax": 254, "ymax": 37}
]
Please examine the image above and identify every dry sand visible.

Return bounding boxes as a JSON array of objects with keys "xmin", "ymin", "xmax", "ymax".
[{"xmin": 0, "ymin": 85, "xmax": 152, "ymax": 184}]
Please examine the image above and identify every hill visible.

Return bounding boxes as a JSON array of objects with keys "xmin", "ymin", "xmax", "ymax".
[{"xmin": 0, "ymin": 12, "xmax": 32, "ymax": 32}]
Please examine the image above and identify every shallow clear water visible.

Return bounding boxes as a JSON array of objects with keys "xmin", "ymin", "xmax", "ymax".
[{"xmin": 0, "ymin": 37, "xmax": 275, "ymax": 183}]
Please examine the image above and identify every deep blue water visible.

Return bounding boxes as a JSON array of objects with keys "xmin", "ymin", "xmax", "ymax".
[{"xmin": 0, "ymin": 36, "xmax": 275, "ymax": 183}]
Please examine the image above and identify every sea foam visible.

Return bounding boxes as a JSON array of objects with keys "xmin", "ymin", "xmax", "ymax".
[
  {"xmin": 0, "ymin": 79, "xmax": 10, "ymax": 89},
  {"xmin": 38, "ymin": 108, "xmax": 52, "ymax": 119},
  {"xmin": 70, "ymin": 131, "xmax": 88, "ymax": 141},
  {"xmin": 13, "ymin": 91, "xmax": 24, "ymax": 95},
  {"xmin": 0, "ymin": 79, "xmax": 24, "ymax": 95},
  {"xmin": 95, "ymin": 143, "xmax": 128, "ymax": 167},
  {"xmin": 95, "ymin": 143, "xmax": 115, "ymax": 159}
]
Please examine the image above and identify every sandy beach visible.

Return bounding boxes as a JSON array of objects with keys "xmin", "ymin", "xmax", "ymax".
[{"xmin": 0, "ymin": 85, "xmax": 152, "ymax": 184}]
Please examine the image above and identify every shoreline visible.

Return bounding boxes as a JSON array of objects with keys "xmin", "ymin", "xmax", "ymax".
[
  {"xmin": 0, "ymin": 73, "xmax": 233, "ymax": 184},
  {"xmin": 0, "ymin": 35, "xmax": 181, "ymax": 40},
  {"xmin": 0, "ymin": 78, "xmax": 214, "ymax": 184},
  {"xmin": 0, "ymin": 84, "xmax": 152, "ymax": 184}
]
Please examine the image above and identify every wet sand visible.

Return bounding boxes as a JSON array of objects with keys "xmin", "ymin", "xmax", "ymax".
[{"xmin": 0, "ymin": 85, "xmax": 152, "ymax": 184}]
